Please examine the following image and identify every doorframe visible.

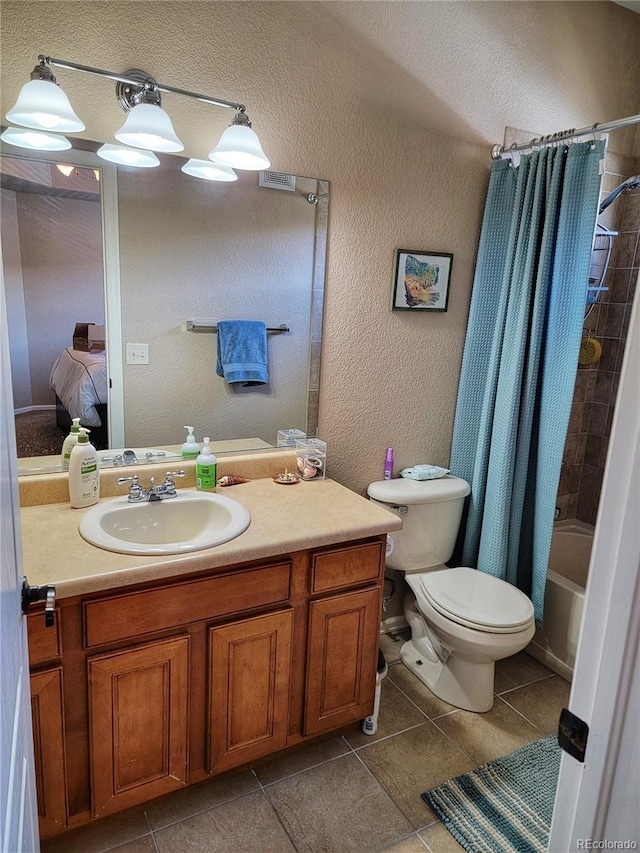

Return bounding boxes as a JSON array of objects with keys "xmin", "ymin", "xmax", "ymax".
[
  {"xmin": 0, "ymin": 249, "xmax": 40, "ymax": 850},
  {"xmin": 95, "ymin": 154, "xmax": 124, "ymax": 447},
  {"xmin": 548, "ymin": 270, "xmax": 640, "ymax": 848},
  {"xmin": 0, "ymin": 145, "xmax": 124, "ymax": 447}
]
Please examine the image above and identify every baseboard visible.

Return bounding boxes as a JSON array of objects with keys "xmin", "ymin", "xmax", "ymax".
[
  {"xmin": 379, "ymin": 615, "xmax": 409, "ymax": 635},
  {"xmin": 14, "ymin": 405, "xmax": 56, "ymax": 415},
  {"xmin": 526, "ymin": 639, "xmax": 574, "ymax": 682}
]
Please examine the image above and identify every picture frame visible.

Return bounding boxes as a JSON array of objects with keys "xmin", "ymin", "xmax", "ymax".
[{"xmin": 391, "ymin": 249, "xmax": 453, "ymax": 312}]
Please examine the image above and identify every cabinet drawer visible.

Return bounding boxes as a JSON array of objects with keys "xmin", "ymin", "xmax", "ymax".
[
  {"xmin": 310, "ymin": 541, "xmax": 384, "ymax": 594},
  {"xmin": 28, "ymin": 610, "xmax": 61, "ymax": 666},
  {"xmin": 84, "ymin": 561, "xmax": 291, "ymax": 647}
]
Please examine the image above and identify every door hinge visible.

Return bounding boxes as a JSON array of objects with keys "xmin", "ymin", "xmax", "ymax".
[
  {"xmin": 558, "ymin": 707, "xmax": 589, "ymax": 763},
  {"xmin": 21, "ymin": 576, "xmax": 56, "ymax": 628}
]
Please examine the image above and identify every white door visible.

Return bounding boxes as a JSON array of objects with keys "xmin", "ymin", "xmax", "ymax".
[
  {"xmin": 0, "ymin": 260, "xmax": 39, "ymax": 850},
  {"xmin": 548, "ymin": 271, "xmax": 640, "ymax": 848}
]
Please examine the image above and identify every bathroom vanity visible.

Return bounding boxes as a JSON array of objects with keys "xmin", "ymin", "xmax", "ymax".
[{"xmin": 20, "ymin": 456, "xmax": 401, "ymax": 839}]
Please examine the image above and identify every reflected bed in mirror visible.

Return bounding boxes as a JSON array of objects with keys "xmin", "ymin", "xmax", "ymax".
[{"xmin": 0, "ymin": 138, "xmax": 328, "ymax": 474}]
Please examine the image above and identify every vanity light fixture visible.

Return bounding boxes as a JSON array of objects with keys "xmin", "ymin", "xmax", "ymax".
[
  {"xmin": 208, "ymin": 110, "xmax": 270, "ymax": 170},
  {"xmin": 115, "ymin": 101, "xmax": 183, "ymax": 152},
  {"xmin": 4, "ymin": 56, "xmax": 270, "ymax": 172},
  {"xmin": 113, "ymin": 73, "xmax": 183, "ymax": 152},
  {"xmin": 96, "ymin": 143, "xmax": 160, "ymax": 168},
  {"xmin": 0, "ymin": 126, "xmax": 71, "ymax": 150},
  {"xmin": 5, "ymin": 62, "xmax": 85, "ymax": 132},
  {"xmin": 181, "ymin": 158, "xmax": 237, "ymax": 181}
]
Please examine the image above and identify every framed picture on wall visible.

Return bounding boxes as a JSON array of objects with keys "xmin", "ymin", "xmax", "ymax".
[{"xmin": 391, "ymin": 249, "xmax": 453, "ymax": 312}]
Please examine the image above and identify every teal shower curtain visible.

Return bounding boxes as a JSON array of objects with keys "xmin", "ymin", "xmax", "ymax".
[{"xmin": 450, "ymin": 141, "xmax": 604, "ymax": 622}]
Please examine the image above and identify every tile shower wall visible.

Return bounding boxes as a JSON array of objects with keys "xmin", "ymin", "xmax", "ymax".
[{"xmin": 557, "ymin": 152, "xmax": 639, "ymax": 525}]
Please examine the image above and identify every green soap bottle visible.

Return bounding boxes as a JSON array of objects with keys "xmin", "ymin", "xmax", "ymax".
[
  {"xmin": 61, "ymin": 417, "xmax": 82, "ymax": 470},
  {"xmin": 181, "ymin": 425, "xmax": 200, "ymax": 459},
  {"xmin": 196, "ymin": 437, "xmax": 217, "ymax": 491}
]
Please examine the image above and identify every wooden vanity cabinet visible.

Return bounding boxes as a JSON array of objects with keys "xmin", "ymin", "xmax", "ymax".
[
  {"xmin": 304, "ymin": 587, "xmax": 381, "ymax": 736},
  {"xmin": 27, "ymin": 535, "xmax": 386, "ymax": 838},
  {"xmin": 208, "ymin": 609, "xmax": 293, "ymax": 773},
  {"xmin": 304, "ymin": 541, "xmax": 384, "ymax": 735},
  {"xmin": 88, "ymin": 635, "xmax": 190, "ymax": 817},
  {"xmin": 27, "ymin": 610, "xmax": 68, "ymax": 836}
]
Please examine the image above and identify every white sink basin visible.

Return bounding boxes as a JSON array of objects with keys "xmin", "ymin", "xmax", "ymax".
[{"xmin": 79, "ymin": 491, "xmax": 251, "ymax": 555}]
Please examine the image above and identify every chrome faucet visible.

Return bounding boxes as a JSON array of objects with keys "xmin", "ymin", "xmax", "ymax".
[{"xmin": 116, "ymin": 471, "xmax": 186, "ymax": 502}]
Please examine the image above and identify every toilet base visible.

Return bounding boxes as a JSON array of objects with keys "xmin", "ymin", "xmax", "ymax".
[{"xmin": 400, "ymin": 639, "xmax": 495, "ymax": 712}]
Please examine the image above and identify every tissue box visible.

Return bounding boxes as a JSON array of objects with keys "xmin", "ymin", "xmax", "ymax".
[
  {"xmin": 276, "ymin": 429, "xmax": 306, "ymax": 447},
  {"xmin": 73, "ymin": 323, "xmax": 105, "ymax": 352},
  {"xmin": 295, "ymin": 438, "xmax": 327, "ymax": 481}
]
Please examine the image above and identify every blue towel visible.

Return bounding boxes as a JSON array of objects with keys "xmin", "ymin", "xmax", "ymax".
[{"xmin": 215, "ymin": 320, "xmax": 268, "ymax": 385}]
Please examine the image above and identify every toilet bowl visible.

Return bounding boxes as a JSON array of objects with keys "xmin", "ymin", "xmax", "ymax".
[
  {"xmin": 402, "ymin": 568, "xmax": 534, "ymax": 711},
  {"xmin": 367, "ymin": 476, "xmax": 535, "ymax": 713}
]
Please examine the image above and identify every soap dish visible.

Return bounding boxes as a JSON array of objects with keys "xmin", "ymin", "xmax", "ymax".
[{"xmin": 273, "ymin": 471, "xmax": 299, "ymax": 485}]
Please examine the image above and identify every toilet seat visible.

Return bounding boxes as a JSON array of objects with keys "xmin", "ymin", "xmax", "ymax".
[{"xmin": 418, "ymin": 567, "xmax": 534, "ymax": 634}]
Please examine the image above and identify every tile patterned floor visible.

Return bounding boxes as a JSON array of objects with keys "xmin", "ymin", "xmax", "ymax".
[{"xmin": 41, "ymin": 633, "xmax": 569, "ymax": 853}]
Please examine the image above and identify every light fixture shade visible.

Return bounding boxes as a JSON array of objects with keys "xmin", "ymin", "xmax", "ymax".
[
  {"xmin": 1, "ymin": 126, "xmax": 71, "ymax": 151},
  {"xmin": 96, "ymin": 143, "xmax": 160, "ymax": 167},
  {"xmin": 181, "ymin": 158, "xmax": 237, "ymax": 181},
  {"xmin": 56, "ymin": 164, "xmax": 75, "ymax": 176},
  {"xmin": 5, "ymin": 79, "xmax": 85, "ymax": 132},
  {"xmin": 208, "ymin": 124, "xmax": 270, "ymax": 170},
  {"xmin": 114, "ymin": 103, "xmax": 184, "ymax": 152}
]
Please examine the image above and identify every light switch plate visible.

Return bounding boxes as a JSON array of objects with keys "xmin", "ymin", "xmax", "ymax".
[{"xmin": 126, "ymin": 343, "xmax": 149, "ymax": 365}]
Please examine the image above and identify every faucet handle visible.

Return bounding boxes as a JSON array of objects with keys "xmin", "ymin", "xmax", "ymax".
[
  {"xmin": 116, "ymin": 474, "xmax": 143, "ymax": 501},
  {"xmin": 162, "ymin": 470, "xmax": 186, "ymax": 495}
]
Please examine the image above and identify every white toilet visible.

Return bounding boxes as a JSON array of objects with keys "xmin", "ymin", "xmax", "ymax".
[{"xmin": 368, "ymin": 476, "xmax": 535, "ymax": 712}]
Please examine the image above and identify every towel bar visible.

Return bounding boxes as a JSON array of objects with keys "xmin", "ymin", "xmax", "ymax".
[{"xmin": 186, "ymin": 321, "xmax": 289, "ymax": 334}]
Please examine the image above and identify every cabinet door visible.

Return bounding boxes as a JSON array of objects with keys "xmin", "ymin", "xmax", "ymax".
[
  {"xmin": 209, "ymin": 610, "xmax": 292, "ymax": 774},
  {"xmin": 88, "ymin": 636, "xmax": 189, "ymax": 817},
  {"xmin": 304, "ymin": 587, "xmax": 380, "ymax": 736},
  {"xmin": 30, "ymin": 667, "xmax": 67, "ymax": 837}
]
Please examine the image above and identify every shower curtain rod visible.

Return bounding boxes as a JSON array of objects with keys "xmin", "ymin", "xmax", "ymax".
[{"xmin": 491, "ymin": 112, "xmax": 640, "ymax": 160}]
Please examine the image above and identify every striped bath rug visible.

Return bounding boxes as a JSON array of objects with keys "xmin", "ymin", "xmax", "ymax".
[{"xmin": 422, "ymin": 734, "xmax": 561, "ymax": 853}]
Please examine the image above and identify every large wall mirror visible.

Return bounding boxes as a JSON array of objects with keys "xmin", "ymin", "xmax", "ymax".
[{"xmin": 0, "ymin": 139, "xmax": 328, "ymax": 474}]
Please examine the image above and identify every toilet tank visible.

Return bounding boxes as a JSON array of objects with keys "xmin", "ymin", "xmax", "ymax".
[{"xmin": 367, "ymin": 476, "xmax": 470, "ymax": 573}]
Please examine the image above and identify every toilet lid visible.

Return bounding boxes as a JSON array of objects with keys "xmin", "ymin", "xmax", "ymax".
[{"xmin": 419, "ymin": 567, "xmax": 534, "ymax": 632}]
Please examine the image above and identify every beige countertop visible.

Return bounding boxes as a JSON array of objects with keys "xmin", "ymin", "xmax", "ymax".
[{"xmin": 21, "ymin": 477, "xmax": 402, "ymax": 600}]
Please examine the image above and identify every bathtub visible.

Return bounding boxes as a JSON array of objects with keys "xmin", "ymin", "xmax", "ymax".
[{"xmin": 526, "ymin": 519, "xmax": 593, "ymax": 681}]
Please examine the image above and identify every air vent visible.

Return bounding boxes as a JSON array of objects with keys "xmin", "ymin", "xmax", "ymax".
[{"xmin": 259, "ymin": 171, "xmax": 296, "ymax": 191}]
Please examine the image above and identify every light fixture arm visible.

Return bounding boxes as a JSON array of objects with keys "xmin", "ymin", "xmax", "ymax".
[{"xmin": 38, "ymin": 55, "xmax": 247, "ymax": 112}]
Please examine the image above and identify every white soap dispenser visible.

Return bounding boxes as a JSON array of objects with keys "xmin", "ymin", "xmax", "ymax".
[
  {"xmin": 181, "ymin": 425, "xmax": 200, "ymax": 459},
  {"xmin": 196, "ymin": 437, "xmax": 217, "ymax": 491},
  {"xmin": 68, "ymin": 427, "xmax": 100, "ymax": 508},
  {"xmin": 61, "ymin": 417, "xmax": 82, "ymax": 470}
]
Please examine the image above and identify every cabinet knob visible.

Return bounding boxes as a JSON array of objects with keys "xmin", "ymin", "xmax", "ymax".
[{"xmin": 21, "ymin": 576, "xmax": 56, "ymax": 627}]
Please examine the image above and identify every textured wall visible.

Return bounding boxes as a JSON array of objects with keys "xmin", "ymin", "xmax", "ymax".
[
  {"xmin": 2, "ymin": 1, "xmax": 639, "ymax": 494},
  {"xmin": 4, "ymin": 191, "xmax": 103, "ymax": 405}
]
